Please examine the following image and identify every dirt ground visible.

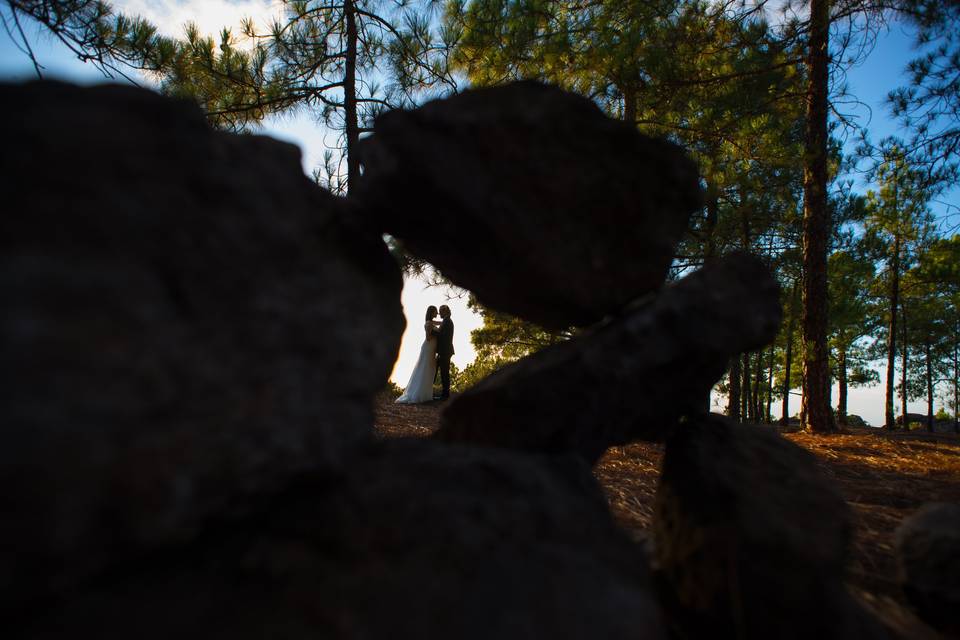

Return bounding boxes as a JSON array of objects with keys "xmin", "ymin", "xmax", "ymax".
[{"xmin": 374, "ymin": 394, "xmax": 960, "ymax": 637}]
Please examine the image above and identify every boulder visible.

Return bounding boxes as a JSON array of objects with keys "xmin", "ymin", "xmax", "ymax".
[
  {"xmin": 9, "ymin": 439, "xmax": 666, "ymax": 640},
  {"xmin": 353, "ymin": 81, "xmax": 702, "ymax": 329},
  {"xmin": 0, "ymin": 81, "xmax": 404, "ymax": 606},
  {"xmin": 895, "ymin": 503, "xmax": 960, "ymax": 635},
  {"xmin": 844, "ymin": 414, "xmax": 869, "ymax": 428},
  {"xmin": 653, "ymin": 414, "xmax": 889, "ymax": 639},
  {"xmin": 434, "ymin": 253, "xmax": 781, "ymax": 463}
]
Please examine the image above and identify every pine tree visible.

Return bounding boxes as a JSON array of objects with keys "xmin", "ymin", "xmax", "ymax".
[
  {"xmin": 5, "ymin": 1, "xmax": 179, "ymax": 78},
  {"xmin": 454, "ymin": 296, "xmax": 571, "ymax": 391},
  {"xmin": 888, "ymin": 0, "xmax": 960, "ymax": 181},
  {"xmin": 795, "ymin": 0, "xmax": 838, "ymax": 433},
  {"xmin": 908, "ymin": 236, "xmax": 960, "ymax": 432},
  {"xmin": 828, "ymin": 248, "xmax": 880, "ymax": 424},
  {"xmin": 7, "ymin": 0, "xmax": 453, "ymax": 191},
  {"xmin": 863, "ymin": 140, "xmax": 935, "ymax": 430}
]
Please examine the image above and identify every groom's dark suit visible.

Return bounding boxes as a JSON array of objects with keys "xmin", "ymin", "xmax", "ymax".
[{"xmin": 436, "ymin": 317, "xmax": 454, "ymax": 399}]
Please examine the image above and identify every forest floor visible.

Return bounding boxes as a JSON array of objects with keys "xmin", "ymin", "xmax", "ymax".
[{"xmin": 374, "ymin": 393, "xmax": 960, "ymax": 637}]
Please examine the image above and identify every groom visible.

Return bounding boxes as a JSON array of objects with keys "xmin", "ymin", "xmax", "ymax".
[{"xmin": 435, "ymin": 305, "xmax": 454, "ymax": 400}]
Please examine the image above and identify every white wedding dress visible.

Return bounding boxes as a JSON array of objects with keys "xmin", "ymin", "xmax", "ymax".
[{"xmin": 395, "ymin": 322, "xmax": 439, "ymax": 404}]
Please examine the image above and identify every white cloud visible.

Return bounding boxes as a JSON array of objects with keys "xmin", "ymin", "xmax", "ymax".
[{"xmin": 114, "ymin": 0, "xmax": 284, "ymax": 40}]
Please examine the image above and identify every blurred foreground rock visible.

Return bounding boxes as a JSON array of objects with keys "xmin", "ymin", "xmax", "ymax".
[
  {"xmin": 653, "ymin": 414, "xmax": 889, "ymax": 639},
  {"xmin": 435, "ymin": 253, "xmax": 781, "ymax": 462},
  {"xmin": 895, "ymin": 502, "xmax": 960, "ymax": 636},
  {"xmin": 1, "ymin": 78, "xmax": 908, "ymax": 640},
  {"xmin": 354, "ymin": 81, "xmax": 702, "ymax": 329},
  {"xmin": 0, "ymin": 81, "xmax": 404, "ymax": 606},
  {"xmin": 10, "ymin": 440, "xmax": 666, "ymax": 640}
]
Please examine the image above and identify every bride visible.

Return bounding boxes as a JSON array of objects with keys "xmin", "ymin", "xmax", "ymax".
[{"xmin": 395, "ymin": 306, "xmax": 442, "ymax": 404}]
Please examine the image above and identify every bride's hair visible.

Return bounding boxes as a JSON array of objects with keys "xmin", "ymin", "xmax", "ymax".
[{"xmin": 425, "ymin": 305, "xmax": 438, "ymax": 321}]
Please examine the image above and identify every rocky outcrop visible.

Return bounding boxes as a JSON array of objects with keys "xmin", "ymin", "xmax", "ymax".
[
  {"xmin": 843, "ymin": 414, "xmax": 870, "ymax": 427},
  {"xmin": 0, "ymin": 81, "xmax": 404, "ymax": 607},
  {"xmin": 353, "ymin": 81, "xmax": 702, "ymax": 329},
  {"xmin": 895, "ymin": 503, "xmax": 960, "ymax": 635},
  {"xmin": 434, "ymin": 253, "xmax": 781, "ymax": 463},
  {"xmin": 9, "ymin": 440, "xmax": 666, "ymax": 640},
  {"xmin": 653, "ymin": 414, "xmax": 889, "ymax": 639},
  {"xmin": 3, "ymin": 77, "xmax": 911, "ymax": 640}
]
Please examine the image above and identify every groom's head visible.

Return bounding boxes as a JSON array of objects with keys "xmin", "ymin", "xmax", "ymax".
[{"xmin": 439, "ymin": 305, "xmax": 451, "ymax": 319}]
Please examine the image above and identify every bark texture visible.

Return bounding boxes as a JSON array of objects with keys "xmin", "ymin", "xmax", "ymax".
[{"xmin": 800, "ymin": 0, "xmax": 836, "ymax": 433}]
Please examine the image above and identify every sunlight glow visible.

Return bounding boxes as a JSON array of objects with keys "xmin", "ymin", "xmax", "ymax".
[{"xmin": 390, "ymin": 274, "xmax": 483, "ymax": 387}]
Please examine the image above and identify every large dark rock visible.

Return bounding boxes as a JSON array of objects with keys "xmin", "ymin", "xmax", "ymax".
[
  {"xmin": 895, "ymin": 502, "xmax": 960, "ymax": 635},
  {"xmin": 0, "ymin": 81, "xmax": 404, "ymax": 606},
  {"xmin": 434, "ymin": 253, "xmax": 781, "ymax": 463},
  {"xmin": 653, "ymin": 415, "xmax": 889, "ymax": 639},
  {"xmin": 10, "ymin": 439, "xmax": 666, "ymax": 639},
  {"xmin": 353, "ymin": 81, "xmax": 702, "ymax": 329},
  {"xmin": 844, "ymin": 414, "xmax": 870, "ymax": 428}
]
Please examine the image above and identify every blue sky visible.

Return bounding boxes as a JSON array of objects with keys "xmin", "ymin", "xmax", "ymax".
[{"xmin": 2, "ymin": 2, "xmax": 957, "ymax": 423}]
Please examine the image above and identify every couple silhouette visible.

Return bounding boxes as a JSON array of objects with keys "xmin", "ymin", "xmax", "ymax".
[{"xmin": 395, "ymin": 305, "xmax": 454, "ymax": 404}]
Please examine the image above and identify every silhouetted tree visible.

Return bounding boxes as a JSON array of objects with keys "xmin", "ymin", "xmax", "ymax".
[{"xmin": 864, "ymin": 140, "xmax": 935, "ymax": 429}]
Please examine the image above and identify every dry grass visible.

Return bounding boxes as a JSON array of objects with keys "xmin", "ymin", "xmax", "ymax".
[
  {"xmin": 374, "ymin": 398, "xmax": 960, "ymax": 633},
  {"xmin": 785, "ymin": 428, "xmax": 960, "ymax": 598},
  {"xmin": 593, "ymin": 442, "xmax": 663, "ymax": 540},
  {"xmin": 372, "ymin": 391, "xmax": 444, "ymax": 438}
]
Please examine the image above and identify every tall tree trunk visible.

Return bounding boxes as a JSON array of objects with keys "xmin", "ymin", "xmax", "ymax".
[
  {"xmin": 781, "ymin": 349, "xmax": 793, "ymax": 424},
  {"xmin": 827, "ymin": 368, "xmax": 833, "ymax": 420},
  {"xmin": 742, "ymin": 352, "xmax": 750, "ymax": 421},
  {"xmin": 926, "ymin": 339, "xmax": 934, "ymax": 432},
  {"xmin": 728, "ymin": 355, "xmax": 742, "ymax": 422},
  {"xmin": 701, "ymin": 179, "xmax": 720, "ymax": 414},
  {"xmin": 704, "ymin": 180, "xmax": 719, "ymax": 262},
  {"xmin": 737, "ymin": 193, "xmax": 752, "ymax": 423},
  {"xmin": 752, "ymin": 351, "xmax": 763, "ymax": 422},
  {"xmin": 885, "ymin": 238, "xmax": 901, "ymax": 430},
  {"xmin": 901, "ymin": 302, "xmax": 909, "ymax": 429},
  {"xmin": 954, "ymin": 333, "xmax": 959, "ymax": 434},
  {"xmin": 766, "ymin": 343, "xmax": 775, "ymax": 423},
  {"xmin": 801, "ymin": 0, "xmax": 835, "ymax": 433},
  {"xmin": 623, "ymin": 82, "xmax": 637, "ymax": 125},
  {"xmin": 782, "ymin": 283, "xmax": 798, "ymax": 425},
  {"xmin": 837, "ymin": 347, "xmax": 848, "ymax": 425},
  {"xmin": 344, "ymin": 0, "xmax": 360, "ymax": 190},
  {"xmin": 800, "ymin": 376, "xmax": 808, "ymax": 427}
]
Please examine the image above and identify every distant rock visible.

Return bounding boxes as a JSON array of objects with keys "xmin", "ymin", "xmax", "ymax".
[
  {"xmin": 0, "ymin": 81, "xmax": 404, "ymax": 608},
  {"xmin": 9, "ymin": 439, "xmax": 666, "ymax": 640},
  {"xmin": 895, "ymin": 503, "xmax": 960, "ymax": 635},
  {"xmin": 353, "ymin": 80, "xmax": 702, "ymax": 329},
  {"xmin": 653, "ymin": 414, "xmax": 889, "ymax": 639},
  {"xmin": 435, "ymin": 254, "xmax": 781, "ymax": 463},
  {"xmin": 843, "ymin": 414, "xmax": 869, "ymax": 428}
]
